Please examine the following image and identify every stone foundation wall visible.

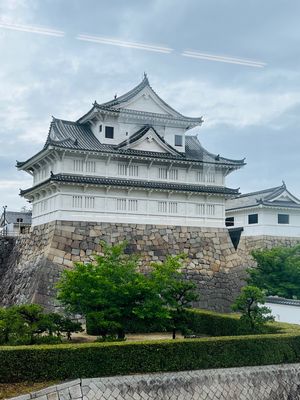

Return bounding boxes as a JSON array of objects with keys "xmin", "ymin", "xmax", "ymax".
[
  {"xmin": 0, "ymin": 237, "xmax": 15, "ymax": 275},
  {"xmin": 0, "ymin": 221, "xmax": 300, "ymax": 311},
  {"xmin": 10, "ymin": 364, "xmax": 300, "ymax": 400}
]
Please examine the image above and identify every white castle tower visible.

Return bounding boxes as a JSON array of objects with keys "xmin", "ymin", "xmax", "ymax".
[{"xmin": 17, "ymin": 75, "xmax": 245, "ymax": 227}]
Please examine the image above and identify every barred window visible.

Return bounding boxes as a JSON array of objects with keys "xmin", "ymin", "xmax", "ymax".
[
  {"xmin": 118, "ymin": 164, "xmax": 127, "ymax": 176},
  {"xmin": 129, "ymin": 165, "xmax": 139, "ymax": 177},
  {"xmin": 116, "ymin": 198, "xmax": 127, "ymax": 211},
  {"xmin": 86, "ymin": 161, "xmax": 96, "ymax": 173},
  {"xmin": 128, "ymin": 199, "xmax": 138, "ymax": 212},
  {"xmin": 72, "ymin": 195, "xmax": 83, "ymax": 208},
  {"xmin": 85, "ymin": 196, "xmax": 95, "ymax": 209},
  {"xmin": 169, "ymin": 169, "xmax": 178, "ymax": 180},
  {"xmin": 74, "ymin": 159, "xmax": 84, "ymax": 172},
  {"xmin": 206, "ymin": 172, "xmax": 215, "ymax": 183},
  {"xmin": 196, "ymin": 170, "xmax": 204, "ymax": 182},
  {"xmin": 158, "ymin": 167, "xmax": 168, "ymax": 179},
  {"xmin": 168, "ymin": 202, "xmax": 178, "ymax": 214},
  {"xmin": 196, "ymin": 203, "xmax": 205, "ymax": 215},
  {"xmin": 207, "ymin": 204, "xmax": 215, "ymax": 215},
  {"xmin": 158, "ymin": 201, "xmax": 167, "ymax": 213}
]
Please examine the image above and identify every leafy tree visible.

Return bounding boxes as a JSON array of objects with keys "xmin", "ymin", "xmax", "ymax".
[
  {"xmin": 150, "ymin": 254, "xmax": 199, "ymax": 339},
  {"xmin": 232, "ymin": 286, "xmax": 274, "ymax": 332},
  {"xmin": 57, "ymin": 243, "xmax": 198, "ymax": 340},
  {"xmin": 0, "ymin": 305, "xmax": 83, "ymax": 345},
  {"xmin": 248, "ymin": 245, "xmax": 300, "ymax": 299},
  {"xmin": 57, "ymin": 242, "xmax": 166, "ymax": 339}
]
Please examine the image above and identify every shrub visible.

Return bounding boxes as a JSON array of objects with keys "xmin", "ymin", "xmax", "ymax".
[{"xmin": 1, "ymin": 333, "xmax": 300, "ymax": 383}]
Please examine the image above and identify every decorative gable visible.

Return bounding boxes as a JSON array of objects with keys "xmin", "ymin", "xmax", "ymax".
[
  {"xmin": 270, "ymin": 190, "xmax": 300, "ymax": 205},
  {"xmin": 117, "ymin": 126, "xmax": 183, "ymax": 156},
  {"xmin": 121, "ymin": 87, "xmax": 176, "ymax": 116}
]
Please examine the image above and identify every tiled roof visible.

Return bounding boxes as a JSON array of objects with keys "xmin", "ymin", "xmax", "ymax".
[
  {"xmin": 2, "ymin": 211, "xmax": 32, "ymax": 225},
  {"xmin": 266, "ymin": 296, "xmax": 300, "ymax": 307},
  {"xmin": 226, "ymin": 183, "xmax": 300, "ymax": 211},
  {"xmin": 17, "ymin": 119, "xmax": 245, "ymax": 168},
  {"xmin": 20, "ymin": 173, "xmax": 240, "ymax": 196}
]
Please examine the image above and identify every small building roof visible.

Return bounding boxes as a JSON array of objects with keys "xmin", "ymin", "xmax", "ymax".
[
  {"xmin": 0, "ymin": 211, "xmax": 32, "ymax": 226},
  {"xmin": 266, "ymin": 296, "xmax": 300, "ymax": 307},
  {"xmin": 226, "ymin": 182, "xmax": 300, "ymax": 211}
]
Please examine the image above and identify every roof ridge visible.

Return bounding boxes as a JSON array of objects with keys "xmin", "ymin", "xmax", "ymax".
[{"xmin": 238, "ymin": 185, "xmax": 284, "ymax": 198}]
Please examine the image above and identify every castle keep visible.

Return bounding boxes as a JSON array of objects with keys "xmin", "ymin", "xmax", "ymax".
[{"xmin": 1, "ymin": 76, "xmax": 299, "ymax": 310}]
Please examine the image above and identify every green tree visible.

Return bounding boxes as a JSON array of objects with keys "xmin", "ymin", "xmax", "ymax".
[
  {"xmin": 232, "ymin": 286, "xmax": 274, "ymax": 332},
  {"xmin": 57, "ymin": 242, "xmax": 166, "ymax": 339},
  {"xmin": 148, "ymin": 254, "xmax": 199, "ymax": 339},
  {"xmin": 57, "ymin": 243, "xmax": 198, "ymax": 340},
  {"xmin": 248, "ymin": 245, "xmax": 300, "ymax": 298}
]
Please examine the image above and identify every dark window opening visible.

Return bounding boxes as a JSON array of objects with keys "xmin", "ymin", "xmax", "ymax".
[
  {"xmin": 248, "ymin": 214, "xmax": 258, "ymax": 224},
  {"xmin": 105, "ymin": 126, "xmax": 114, "ymax": 139},
  {"xmin": 175, "ymin": 135, "xmax": 183, "ymax": 146},
  {"xmin": 278, "ymin": 214, "xmax": 289, "ymax": 224},
  {"xmin": 16, "ymin": 218, "xmax": 23, "ymax": 223},
  {"xmin": 99, "ymin": 124, "xmax": 102, "ymax": 132},
  {"xmin": 225, "ymin": 217, "xmax": 234, "ymax": 227}
]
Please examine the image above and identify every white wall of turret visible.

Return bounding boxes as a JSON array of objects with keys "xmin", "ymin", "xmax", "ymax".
[
  {"xmin": 32, "ymin": 154, "xmax": 225, "ymax": 187},
  {"xmin": 30, "ymin": 183, "xmax": 226, "ymax": 227},
  {"xmin": 225, "ymin": 207, "xmax": 300, "ymax": 237}
]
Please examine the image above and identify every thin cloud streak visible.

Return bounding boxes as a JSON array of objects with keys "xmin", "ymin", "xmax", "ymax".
[
  {"xmin": 182, "ymin": 50, "xmax": 266, "ymax": 68},
  {"xmin": 77, "ymin": 34, "xmax": 173, "ymax": 54},
  {"xmin": 0, "ymin": 21, "xmax": 65, "ymax": 37}
]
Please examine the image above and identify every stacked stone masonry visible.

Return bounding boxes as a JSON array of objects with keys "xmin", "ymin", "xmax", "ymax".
[
  {"xmin": 0, "ymin": 221, "xmax": 300, "ymax": 311},
  {"xmin": 10, "ymin": 364, "xmax": 300, "ymax": 400}
]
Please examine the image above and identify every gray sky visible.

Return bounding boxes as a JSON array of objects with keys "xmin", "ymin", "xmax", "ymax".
[{"xmin": 0, "ymin": 0, "xmax": 299, "ymax": 211}]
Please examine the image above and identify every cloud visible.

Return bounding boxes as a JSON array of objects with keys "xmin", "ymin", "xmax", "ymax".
[{"xmin": 160, "ymin": 79, "xmax": 300, "ymax": 129}]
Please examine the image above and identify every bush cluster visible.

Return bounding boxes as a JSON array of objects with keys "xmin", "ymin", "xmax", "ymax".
[
  {"xmin": 0, "ymin": 304, "xmax": 82, "ymax": 345},
  {"xmin": 1, "ymin": 333, "xmax": 300, "ymax": 383}
]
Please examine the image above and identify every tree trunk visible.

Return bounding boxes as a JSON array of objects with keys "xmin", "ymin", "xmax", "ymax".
[{"xmin": 172, "ymin": 328, "xmax": 176, "ymax": 339}]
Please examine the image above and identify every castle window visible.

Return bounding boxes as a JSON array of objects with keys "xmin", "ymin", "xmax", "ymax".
[
  {"xmin": 16, "ymin": 218, "xmax": 23, "ymax": 223},
  {"xmin": 128, "ymin": 199, "xmax": 138, "ymax": 212},
  {"xmin": 158, "ymin": 167, "xmax": 168, "ymax": 179},
  {"xmin": 225, "ymin": 217, "xmax": 234, "ymax": 227},
  {"xmin": 169, "ymin": 168, "xmax": 178, "ymax": 180},
  {"xmin": 99, "ymin": 124, "xmax": 102, "ymax": 132},
  {"xmin": 72, "ymin": 195, "xmax": 83, "ymax": 208},
  {"xmin": 196, "ymin": 203, "xmax": 205, "ymax": 215},
  {"xmin": 248, "ymin": 213, "xmax": 258, "ymax": 224},
  {"xmin": 206, "ymin": 172, "xmax": 215, "ymax": 183},
  {"xmin": 116, "ymin": 198, "xmax": 126, "ymax": 211},
  {"xmin": 168, "ymin": 202, "xmax": 178, "ymax": 214},
  {"xmin": 74, "ymin": 159, "xmax": 84, "ymax": 172},
  {"xmin": 118, "ymin": 164, "xmax": 127, "ymax": 176},
  {"xmin": 175, "ymin": 135, "xmax": 183, "ymax": 147},
  {"xmin": 86, "ymin": 161, "xmax": 96, "ymax": 173},
  {"xmin": 105, "ymin": 126, "xmax": 114, "ymax": 139},
  {"xmin": 129, "ymin": 165, "xmax": 139, "ymax": 177},
  {"xmin": 196, "ymin": 170, "xmax": 204, "ymax": 182},
  {"xmin": 207, "ymin": 204, "xmax": 215, "ymax": 215},
  {"xmin": 158, "ymin": 201, "xmax": 167, "ymax": 213},
  {"xmin": 85, "ymin": 196, "xmax": 95, "ymax": 209},
  {"xmin": 278, "ymin": 214, "xmax": 289, "ymax": 224}
]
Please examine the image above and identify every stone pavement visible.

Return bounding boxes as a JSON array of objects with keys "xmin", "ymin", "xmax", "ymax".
[{"xmin": 9, "ymin": 363, "xmax": 300, "ymax": 400}]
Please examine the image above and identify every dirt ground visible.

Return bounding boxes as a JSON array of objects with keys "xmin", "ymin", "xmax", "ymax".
[{"xmin": 70, "ymin": 331, "xmax": 184, "ymax": 342}]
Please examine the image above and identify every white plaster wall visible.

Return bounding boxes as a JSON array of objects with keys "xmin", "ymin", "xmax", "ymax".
[
  {"xmin": 226, "ymin": 208, "xmax": 300, "ymax": 237},
  {"xmin": 31, "ymin": 185, "xmax": 225, "ymax": 228},
  {"xmin": 266, "ymin": 302, "xmax": 300, "ymax": 324},
  {"xmin": 60, "ymin": 156, "xmax": 225, "ymax": 186}
]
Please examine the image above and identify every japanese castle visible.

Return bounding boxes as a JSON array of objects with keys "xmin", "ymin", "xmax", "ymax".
[{"xmin": 18, "ymin": 75, "xmax": 245, "ymax": 227}]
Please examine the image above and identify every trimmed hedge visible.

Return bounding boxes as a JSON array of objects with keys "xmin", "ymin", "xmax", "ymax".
[{"xmin": 1, "ymin": 333, "xmax": 300, "ymax": 383}]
